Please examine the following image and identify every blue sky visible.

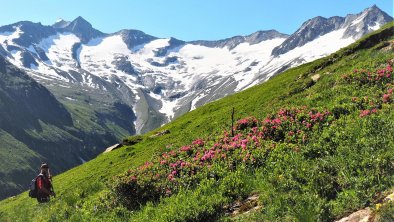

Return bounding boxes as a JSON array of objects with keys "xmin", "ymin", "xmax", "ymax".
[{"xmin": 1, "ymin": 0, "xmax": 393, "ymax": 41}]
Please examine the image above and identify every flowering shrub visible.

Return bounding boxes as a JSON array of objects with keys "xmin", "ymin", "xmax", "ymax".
[
  {"xmin": 342, "ymin": 64, "xmax": 393, "ymax": 86},
  {"xmin": 382, "ymin": 88, "xmax": 393, "ymax": 103},
  {"xmin": 235, "ymin": 117, "xmax": 259, "ymax": 130},
  {"xmin": 261, "ymin": 107, "xmax": 332, "ymax": 143},
  {"xmin": 343, "ymin": 64, "xmax": 394, "ymax": 117},
  {"xmin": 110, "ymin": 106, "xmax": 334, "ymax": 209},
  {"xmin": 359, "ymin": 108, "xmax": 378, "ymax": 118}
]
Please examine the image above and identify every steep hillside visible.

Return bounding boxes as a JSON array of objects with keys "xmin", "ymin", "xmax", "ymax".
[
  {"xmin": 0, "ymin": 56, "xmax": 135, "ymax": 200},
  {"xmin": 0, "ymin": 22, "xmax": 393, "ymax": 222},
  {"xmin": 0, "ymin": 56, "xmax": 74, "ymax": 199}
]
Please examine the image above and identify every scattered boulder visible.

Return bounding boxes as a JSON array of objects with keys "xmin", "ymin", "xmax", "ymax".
[
  {"xmin": 335, "ymin": 208, "xmax": 372, "ymax": 222},
  {"xmin": 104, "ymin": 143, "xmax": 122, "ymax": 153},
  {"xmin": 150, "ymin": 129, "xmax": 170, "ymax": 138},
  {"xmin": 224, "ymin": 194, "xmax": 261, "ymax": 217},
  {"xmin": 335, "ymin": 191, "xmax": 394, "ymax": 222},
  {"xmin": 311, "ymin": 73, "xmax": 321, "ymax": 82}
]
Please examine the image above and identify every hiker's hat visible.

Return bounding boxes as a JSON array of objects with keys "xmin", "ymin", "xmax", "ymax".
[{"xmin": 41, "ymin": 163, "xmax": 49, "ymax": 169}]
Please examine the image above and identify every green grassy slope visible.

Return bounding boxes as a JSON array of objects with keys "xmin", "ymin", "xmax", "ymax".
[
  {"xmin": 0, "ymin": 22, "xmax": 393, "ymax": 221},
  {"xmin": 0, "ymin": 129, "xmax": 43, "ymax": 199}
]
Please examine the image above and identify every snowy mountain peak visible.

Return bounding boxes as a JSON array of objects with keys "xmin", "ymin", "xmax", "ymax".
[
  {"xmin": 56, "ymin": 16, "xmax": 105, "ymax": 43},
  {"xmin": 271, "ymin": 5, "xmax": 392, "ymax": 57},
  {"xmin": 342, "ymin": 5, "xmax": 393, "ymax": 39},
  {"xmin": 56, "ymin": 18, "xmax": 65, "ymax": 23},
  {"xmin": 52, "ymin": 18, "xmax": 70, "ymax": 29}
]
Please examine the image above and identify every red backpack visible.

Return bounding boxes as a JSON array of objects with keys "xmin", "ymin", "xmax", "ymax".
[{"xmin": 28, "ymin": 174, "xmax": 43, "ymax": 198}]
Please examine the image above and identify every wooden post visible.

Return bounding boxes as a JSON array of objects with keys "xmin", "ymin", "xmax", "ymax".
[{"xmin": 231, "ymin": 107, "xmax": 235, "ymax": 137}]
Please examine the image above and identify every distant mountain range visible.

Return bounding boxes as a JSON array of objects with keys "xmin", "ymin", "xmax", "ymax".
[{"xmin": 0, "ymin": 5, "xmax": 392, "ymax": 199}]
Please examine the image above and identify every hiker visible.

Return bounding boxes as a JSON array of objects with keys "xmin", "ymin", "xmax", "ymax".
[{"xmin": 36, "ymin": 163, "xmax": 55, "ymax": 203}]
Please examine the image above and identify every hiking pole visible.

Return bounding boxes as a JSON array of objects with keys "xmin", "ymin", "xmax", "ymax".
[{"xmin": 50, "ymin": 177, "xmax": 56, "ymax": 198}]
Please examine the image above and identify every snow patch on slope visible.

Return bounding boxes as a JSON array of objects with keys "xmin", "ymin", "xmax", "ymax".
[
  {"xmin": 368, "ymin": 22, "xmax": 380, "ymax": 31},
  {"xmin": 79, "ymin": 35, "xmax": 131, "ymax": 76},
  {"xmin": 0, "ymin": 27, "xmax": 23, "ymax": 44},
  {"xmin": 282, "ymin": 28, "xmax": 354, "ymax": 62},
  {"xmin": 9, "ymin": 50, "xmax": 23, "ymax": 66},
  {"xmin": 37, "ymin": 33, "xmax": 80, "ymax": 68},
  {"xmin": 257, "ymin": 28, "xmax": 355, "ymax": 83},
  {"xmin": 351, "ymin": 10, "xmax": 368, "ymax": 26}
]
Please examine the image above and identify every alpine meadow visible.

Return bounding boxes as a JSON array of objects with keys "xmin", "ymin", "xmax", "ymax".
[{"xmin": 0, "ymin": 2, "xmax": 393, "ymax": 222}]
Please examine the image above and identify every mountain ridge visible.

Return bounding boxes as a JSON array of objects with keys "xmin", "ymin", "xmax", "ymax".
[
  {"xmin": 271, "ymin": 5, "xmax": 392, "ymax": 56},
  {"xmin": 189, "ymin": 29, "xmax": 289, "ymax": 50}
]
